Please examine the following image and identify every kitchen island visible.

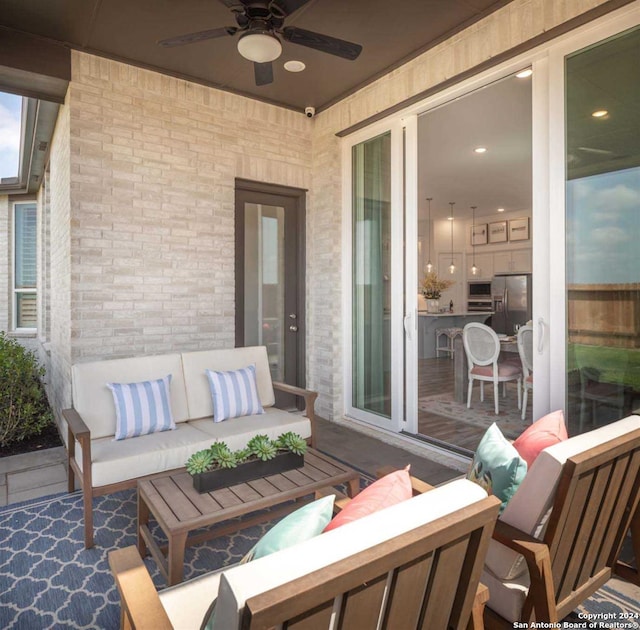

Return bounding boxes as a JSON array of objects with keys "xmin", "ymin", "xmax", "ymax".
[{"xmin": 418, "ymin": 311, "xmax": 493, "ymax": 359}]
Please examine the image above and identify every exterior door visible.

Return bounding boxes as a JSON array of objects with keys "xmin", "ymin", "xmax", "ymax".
[{"xmin": 235, "ymin": 180, "xmax": 306, "ymax": 405}]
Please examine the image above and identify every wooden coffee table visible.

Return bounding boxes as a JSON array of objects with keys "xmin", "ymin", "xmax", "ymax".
[{"xmin": 137, "ymin": 448, "xmax": 361, "ymax": 585}]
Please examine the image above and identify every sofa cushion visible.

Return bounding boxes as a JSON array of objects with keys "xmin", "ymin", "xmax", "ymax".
[
  {"xmin": 75, "ymin": 423, "xmax": 213, "ymax": 487},
  {"xmin": 182, "ymin": 347, "xmax": 276, "ymax": 420},
  {"xmin": 205, "ymin": 365, "xmax": 264, "ymax": 423},
  {"xmin": 189, "ymin": 408, "xmax": 311, "ymax": 448},
  {"xmin": 324, "ymin": 467, "xmax": 412, "ymax": 532},
  {"xmin": 485, "ymin": 414, "xmax": 640, "ymax": 584},
  {"xmin": 513, "ymin": 410, "xmax": 567, "ymax": 468},
  {"xmin": 212, "ymin": 479, "xmax": 488, "ymax": 630},
  {"xmin": 481, "ymin": 565, "xmax": 530, "ymax": 623},
  {"xmin": 72, "ymin": 354, "xmax": 190, "ymax": 439},
  {"xmin": 467, "ymin": 423, "xmax": 527, "ymax": 512},
  {"xmin": 159, "ymin": 568, "xmax": 225, "ymax": 630},
  {"xmin": 108, "ymin": 375, "xmax": 176, "ymax": 440}
]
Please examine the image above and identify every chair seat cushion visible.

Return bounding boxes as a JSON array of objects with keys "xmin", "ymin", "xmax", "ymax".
[
  {"xmin": 481, "ymin": 565, "xmax": 530, "ymax": 623},
  {"xmin": 471, "ymin": 362, "xmax": 521, "ymax": 378}
]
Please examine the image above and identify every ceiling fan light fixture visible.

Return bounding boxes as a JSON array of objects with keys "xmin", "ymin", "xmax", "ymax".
[{"xmin": 237, "ymin": 32, "xmax": 282, "ymax": 63}]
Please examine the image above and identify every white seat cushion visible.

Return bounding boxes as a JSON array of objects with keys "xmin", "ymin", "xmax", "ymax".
[
  {"xmin": 189, "ymin": 408, "xmax": 311, "ymax": 448},
  {"xmin": 159, "ymin": 568, "xmax": 225, "ymax": 629},
  {"xmin": 481, "ymin": 565, "xmax": 530, "ymax": 623},
  {"xmin": 213, "ymin": 479, "xmax": 488, "ymax": 630},
  {"xmin": 72, "ymin": 354, "xmax": 190, "ymax": 439},
  {"xmin": 76, "ymin": 423, "xmax": 213, "ymax": 487},
  {"xmin": 485, "ymin": 415, "xmax": 640, "ymax": 608},
  {"xmin": 181, "ymin": 347, "xmax": 276, "ymax": 420}
]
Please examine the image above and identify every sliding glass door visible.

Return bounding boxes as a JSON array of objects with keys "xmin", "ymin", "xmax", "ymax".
[{"xmin": 346, "ymin": 123, "xmax": 405, "ymax": 430}]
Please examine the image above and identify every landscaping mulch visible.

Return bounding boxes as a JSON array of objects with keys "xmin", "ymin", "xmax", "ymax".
[{"xmin": 0, "ymin": 423, "xmax": 63, "ymax": 459}]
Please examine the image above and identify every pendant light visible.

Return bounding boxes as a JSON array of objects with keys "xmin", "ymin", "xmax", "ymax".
[
  {"xmin": 471, "ymin": 206, "xmax": 478, "ymax": 276},
  {"xmin": 425, "ymin": 197, "xmax": 433, "ymax": 273},
  {"xmin": 449, "ymin": 202, "xmax": 455, "ymax": 274}
]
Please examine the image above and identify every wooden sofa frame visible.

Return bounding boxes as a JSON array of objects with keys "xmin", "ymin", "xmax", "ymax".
[
  {"xmin": 110, "ymin": 474, "xmax": 501, "ymax": 630},
  {"xmin": 484, "ymin": 426, "xmax": 640, "ymax": 628},
  {"xmin": 64, "ymin": 381, "xmax": 317, "ymax": 549}
]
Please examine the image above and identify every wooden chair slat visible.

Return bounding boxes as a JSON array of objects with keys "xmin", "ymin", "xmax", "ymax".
[
  {"xmin": 339, "ymin": 573, "xmax": 388, "ymax": 628},
  {"xmin": 287, "ymin": 600, "xmax": 335, "ymax": 630}
]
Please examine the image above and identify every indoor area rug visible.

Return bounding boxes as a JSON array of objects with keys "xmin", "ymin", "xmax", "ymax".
[
  {"xmin": 1, "ymin": 487, "xmax": 639, "ymax": 629},
  {"xmin": 419, "ymin": 387, "xmax": 530, "ymax": 440}
]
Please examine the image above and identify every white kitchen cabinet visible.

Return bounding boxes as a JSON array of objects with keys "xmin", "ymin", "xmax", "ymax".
[
  {"xmin": 468, "ymin": 252, "xmax": 493, "ymax": 279},
  {"xmin": 493, "ymin": 249, "xmax": 532, "ymax": 274}
]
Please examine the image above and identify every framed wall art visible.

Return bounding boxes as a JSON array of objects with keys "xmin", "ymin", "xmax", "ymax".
[
  {"xmin": 488, "ymin": 221, "xmax": 507, "ymax": 243},
  {"xmin": 509, "ymin": 217, "xmax": 530, "ymax": 241},
  {"xmin": 471, "ymin": 224, "xmax": 488, "ymax": 245}
]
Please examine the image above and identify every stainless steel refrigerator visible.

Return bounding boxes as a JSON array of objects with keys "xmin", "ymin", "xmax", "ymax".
[{"xmin": 490, "ymin": 274, "xmax": 532, "ymax": 335}]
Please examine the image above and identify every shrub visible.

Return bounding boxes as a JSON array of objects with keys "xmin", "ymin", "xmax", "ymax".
[{"xmin": 0, "ymin": 332, "xmax": 54, "ymax": 448}]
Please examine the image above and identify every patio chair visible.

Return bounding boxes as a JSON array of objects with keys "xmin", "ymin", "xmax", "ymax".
[
  {"xmin": 517, "ymin": 325, "xmax": 533, "ymax": 421},
  {"xmin": 463, "ymin": 322, "xmax": 522, "ymax": 415},
  {"xmin": 110, "ymin": 477, "xmax": 501, "ymax": 630},
  {"xmin": 481, "ymin": 414, "xmax": 640, "ymax": 627}
]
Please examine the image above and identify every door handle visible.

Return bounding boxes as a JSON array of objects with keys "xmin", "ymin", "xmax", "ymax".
[
  {"xmin": 537, "ymin": 317, "xmax": 545, "ymax": 354},
  {"xmin": 404, "ymin": 313, "xmax": 413, "ymax": 342}
]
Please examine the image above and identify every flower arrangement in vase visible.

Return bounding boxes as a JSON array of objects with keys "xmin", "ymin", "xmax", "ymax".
[{"xmin": 421, "ymin": 271, "xmax": 455, "ymax": 313}]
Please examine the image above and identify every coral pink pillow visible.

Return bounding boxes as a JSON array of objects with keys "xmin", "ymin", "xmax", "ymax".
[
  {"xmin": 324, "ymin": 467, "xmax": 412, "ymax": 532},
  {"xmin": 513, "ymin": 410, "xmax": 568, "ymax": 468}
]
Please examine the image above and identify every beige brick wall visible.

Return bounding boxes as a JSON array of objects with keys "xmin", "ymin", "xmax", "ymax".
[
  {"xmin": 49, "ymin": 102, "xmax": 72, "ymax": 418},
  {"xmin": 308, "ymin": 0, "xmax": 616, "ymax": 420}
]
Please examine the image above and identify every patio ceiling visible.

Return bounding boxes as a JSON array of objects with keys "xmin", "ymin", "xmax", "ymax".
[{"xmin": 0, "ymin": 0, "xmax": 515, "ymax": 113}]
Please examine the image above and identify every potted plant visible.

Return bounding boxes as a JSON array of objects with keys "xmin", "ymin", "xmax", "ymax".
[
  {"xmin": 420, "ymin": 271, "xmax": 454, "ymax": 313},
  {"xmin": 186, "ymin": 432, "xmax": 308, "ymax": 493}
]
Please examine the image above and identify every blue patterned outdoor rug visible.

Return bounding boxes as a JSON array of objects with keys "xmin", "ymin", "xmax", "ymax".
[{"xmin": 1, "ymin": 488, "xmax": 639, "ymax": 629}]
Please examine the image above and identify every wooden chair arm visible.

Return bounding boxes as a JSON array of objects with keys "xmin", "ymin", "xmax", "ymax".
[
  {"xmin": 272, "ymin": 382, "xmax": 318, "ymax": 448},
  {"xmin": 376, "ymin": 465, "xmax": 435, "ymax": 496},
  {"xmin": 491, "ymin": 520, "xmax": 558, "ymax": 623},
  {"xmin": 109, "ymin": 546, "xmax": 172, "ymax": 630},
  {"xmin": 62, "ymin": 407, "xmax": 91, "ymax": 442},
  {"xmin": 468, "ymin": 583, "xmax": 489, "ymax": 630}
]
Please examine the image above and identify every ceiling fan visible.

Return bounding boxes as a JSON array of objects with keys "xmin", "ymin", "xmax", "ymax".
[{"xmin": 158, "ymin": 0, "xmax": 363, "ymax": 87}]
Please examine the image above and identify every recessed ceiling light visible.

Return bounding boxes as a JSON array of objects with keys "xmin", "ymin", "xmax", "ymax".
[
  {"xmin": 284, "ymin": 60, "xmax": 306, "ymax": 72},
  {"xmin": 592, "ymin": 109, "xmax": 608, "ymax": 118},
  {"xmin": 474, "ymin": 147, "xmax": 487, "ymax": 154},
  {"xmin": 497, "ymin": 208, "xmax": 505, "ymax": 212},
  {"xmin": 516, "ymin": 69, "xmax": 533, "ymax": 78}
]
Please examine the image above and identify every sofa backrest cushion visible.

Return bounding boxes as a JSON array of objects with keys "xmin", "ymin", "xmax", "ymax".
[
  {"xmin": 182, "ymin": 347, "xmax": 275, "ymax": 420},
  {"xmin": 485, "ymin": 414, "xmax": 640, "ymax": 580},
  {"xmin": 212, "ymin": 478, "xmax": 488, "ymax": 630},
  {"xmin": 72, "ymin": 354, "xmax": 190, "ymax": 440}
]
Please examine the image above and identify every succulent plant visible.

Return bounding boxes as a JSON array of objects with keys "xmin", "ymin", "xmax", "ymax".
[
  {"xmin": 276, "ymin": 431, "xmax": 307, "ymax": 456},
  {"xmin": 247, "ymin": 434, "xmax": 277, "ymax": 461},
  {"xmin": 209, "ymin": 442, "xmax": 237, "ymax": 469},
  {"xmin": 186, "ymin": 449, "xmax": 215, "ymax": 475}
]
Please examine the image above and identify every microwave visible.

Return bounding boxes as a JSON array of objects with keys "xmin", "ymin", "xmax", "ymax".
[{"xmin": 467, "ymin": 281, "xmax": 491, "ymax": 299}]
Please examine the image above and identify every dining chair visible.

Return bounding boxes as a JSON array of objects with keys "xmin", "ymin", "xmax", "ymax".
[
  {"xmin": 463, "ymin": 322, "xmax": 522, "ymax": 415},
  {"xmin": 517, "ymin": 325, "xmax": 533, "ymax": 421}
]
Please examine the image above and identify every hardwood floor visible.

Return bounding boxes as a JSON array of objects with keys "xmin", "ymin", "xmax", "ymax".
[{"xmin": 416, "ymin": 357, "xmax": 495, "ymax": 453}]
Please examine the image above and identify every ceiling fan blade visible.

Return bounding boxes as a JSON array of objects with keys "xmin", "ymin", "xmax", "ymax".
[
  {"xmin": 270, "ymin": 0, "xmax": 312, "ymax": 17},
  {"xmin": 158, "ymin": 26, "xmax": 237, "ymax": 48},
  {"xmin": 254, "ymin": 62, "xmax": 274, "ymax": 86},
  {"xmin": 282, "ymin": 27, "xmax": 362, "ymax": 60}
]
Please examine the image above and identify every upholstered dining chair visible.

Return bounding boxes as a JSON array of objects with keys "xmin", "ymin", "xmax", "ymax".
[
  {"xmin": 463, "ymin": 322, "xmax": 522, "ymax": 415},
  {"xmin": 517, "ymin": 325, "xmax": 533, "ymax": 421}
]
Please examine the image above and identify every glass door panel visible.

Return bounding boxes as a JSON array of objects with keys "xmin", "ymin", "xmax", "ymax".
[
  {"xmin": 352, "ymin": 132, "xmax": 392, "ymax": 418},
  {"xmin": 565, "ymin": 27, "xmax": 640, "ymax": 434}
]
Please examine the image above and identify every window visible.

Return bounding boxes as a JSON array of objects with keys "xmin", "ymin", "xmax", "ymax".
[{"xmin": 14, "ymin": 202, "xmax": 37, "ymax": 329}]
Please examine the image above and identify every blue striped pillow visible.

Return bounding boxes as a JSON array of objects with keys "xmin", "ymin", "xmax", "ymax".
[
  {"xmin": 205, "ymin": 364, "xmax": 264, "ymax": 422},
  {"xmin": 107, "ymin": 375, "xmax": 176, "ymax": 440}
]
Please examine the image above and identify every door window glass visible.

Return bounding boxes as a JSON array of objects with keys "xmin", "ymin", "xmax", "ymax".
[{"xmin": 565, "ymin": 27, "xmax": 640, "ymax": 433}]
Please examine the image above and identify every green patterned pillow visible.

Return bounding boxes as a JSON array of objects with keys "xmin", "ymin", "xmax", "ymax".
[{"xmin": 467, "ymin": 423, "xmax": 527, "ymax": 512}]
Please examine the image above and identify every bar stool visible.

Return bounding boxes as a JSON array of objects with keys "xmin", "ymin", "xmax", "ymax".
[{"xmin": 436, "ymin": 327, "xmax": 463, "ymax": 359}]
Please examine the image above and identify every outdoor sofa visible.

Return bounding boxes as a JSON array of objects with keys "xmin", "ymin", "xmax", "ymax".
[
  {"xmin": 63, "ymin": 346, "xmax": 317, "ymax": 548},
  {"xmin": 109, "ymin": 478, "xmax": 501, "ymax": 630}
]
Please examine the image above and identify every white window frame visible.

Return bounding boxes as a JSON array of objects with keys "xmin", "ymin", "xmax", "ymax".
[{"xmin": 12, "ymin": 201, "xmax": 38, "ymax": 332}]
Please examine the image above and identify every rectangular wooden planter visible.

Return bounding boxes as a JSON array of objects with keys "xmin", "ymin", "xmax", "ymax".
[{"xmin": 192, "ymin": 451, "xmax": 304, "ymax": 493}]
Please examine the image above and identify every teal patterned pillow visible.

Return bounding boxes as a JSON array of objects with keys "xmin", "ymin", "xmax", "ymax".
[{"xmin": 467, "ymin": 423, "xmax": 527, "ymax": 511}]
